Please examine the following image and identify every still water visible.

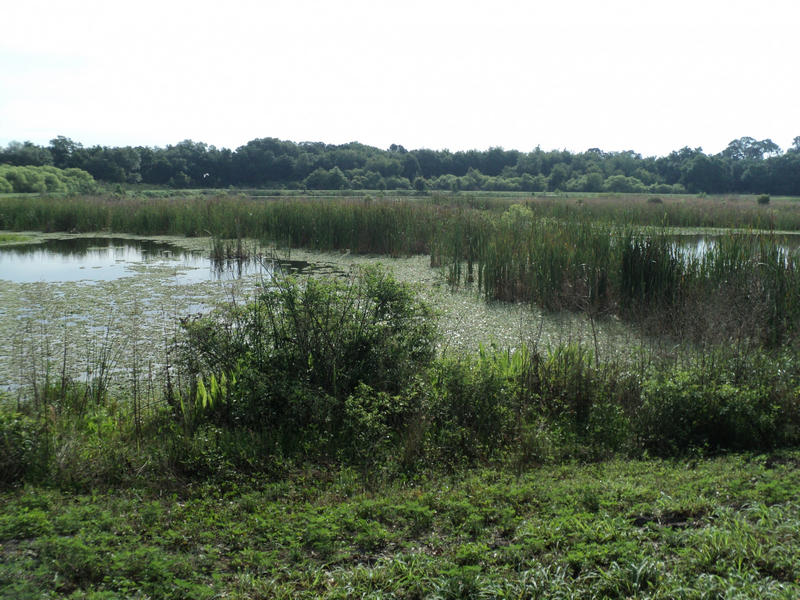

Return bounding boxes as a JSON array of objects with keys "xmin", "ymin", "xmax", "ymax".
[
  {"xmin": 0, "ymin": 237, "xmax": 307, "ymax": 283},
  {"xmin": 0, "ymin": 235, "xmax": 327, "ymax": 395}
]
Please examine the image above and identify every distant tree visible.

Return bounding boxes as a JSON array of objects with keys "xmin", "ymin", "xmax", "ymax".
[
  {"xmin": 401, "ymin": 153, "xmax": 421, "ymax": 181},
  {"xmin": 327, "ymin": 166, "xmax": 349, "ymax": 190},
  {"xmin": 682, "ymin": 154, "xmax": 730, "ymax": 193},
  {"xmin": 547, "ymin": 163, "xmax": 570, "ymax": 191},
  {"xmin": 515, "ymin": 149, "xmax": 544, "ymax": 176},
  {"xmin": 480, "ymin": 147, "xmax": 519, "ymax": 176},
  {"xmin": 49, "ymin": 136, "xmax": 84, "ymax": 169},
  {"xmin": 384, "ymin": 175, "xmax": 411, "ymax": 190},
  {"xmin": 604, "ymin": 174, "xmax": 646, "ymax": 193},
  {"xmin": 304, "ymin": 167, "xmax": 349, "ymax": 190},
  {"xmin": 365, "ymin": 156, "xmax": 402, "ymax": 178},
  {"xmin": 362, "ymin": 170, "xmax": 386, "ymax": 190},
  {"xmin": 768, "ymin": 152, "xmax": 800, "ymax": 195},
  {"xmin": 565, "ymin": 171, "xmax": 604, "ymax": 192},
  {"xmin": 303, "ymin": 168, "xmax": 330, "ymax": 190},
  {"xmin": 414, "ymin": 148, "xmax": 447, "ymax": 177},
  {"xmin": 0, "ymin": 141, "xmax": 53, "ymax": 166},
  {"xmin": 80, "ymin": 146, "xmax": 140, "ymax": 183},
  {"xmin": 721, "ymin": 137, "xmax": 782, "ymax": 161},
  {"xmin": 740, "ymin": 163, "xmax": 771, "ymax": 193},
  {"xmin": 655, "ymin": 147, "xmax": 702, "ymax": 185},
  {"xmin": 460, "ymin": 168, "xmax": 487, "ymax": 191},
  {"xmin": 604, "ymin": 150, "xmax": 642, "ymax": 177},
  {"xmin": 519, "ymin": 173, "xmax": 547, "ymax": 192}
]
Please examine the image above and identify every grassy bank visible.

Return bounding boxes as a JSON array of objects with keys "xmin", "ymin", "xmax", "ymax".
[{"xmin": 3, "ymin": 455, "xmax": 800, "ymax": 599}]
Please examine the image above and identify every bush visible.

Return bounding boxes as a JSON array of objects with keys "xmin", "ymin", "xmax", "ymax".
[
  {"xmin": 637, "ymin": 366, "xmax": 787, "ymax": 454},
  {"xmin": 757, "ymin": 194, "xmax": 771, "ymax": 205},
  {"xmin": 0, "ymin": 411, "xmax": 42, "ymax": 485},
  {"xmin": 0, "ymin": 164, "xmax": 97, "ymax": 194},
  {"xmin": 178, "ymin": 266, "xmax": 437, "ymax": 454}
]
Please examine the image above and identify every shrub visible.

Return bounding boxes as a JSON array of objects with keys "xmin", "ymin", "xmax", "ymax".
[
  {"xmin": 637, "ymin": 365, "xmax": 788, "ymax": 454},
  {"xmin": 0, "ymin": 410, "xmax": 42, "ymax": 485},
  {"xmin": 178, "ymin": 266, "xmax": 437, "ymax": 454},
  {"xmin": 757, "ymin": 194, "xmax": 770, "ymax": 205}
]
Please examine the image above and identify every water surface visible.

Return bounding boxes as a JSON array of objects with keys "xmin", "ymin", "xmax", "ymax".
[{"xmin": 0, "ymin": 236, "xmax": 306, "ymax": 283}]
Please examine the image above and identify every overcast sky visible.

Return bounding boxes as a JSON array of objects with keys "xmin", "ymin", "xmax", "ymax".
[{"xmin": 2, "ymin": 0, "xmax": 798, "ymax": 157}]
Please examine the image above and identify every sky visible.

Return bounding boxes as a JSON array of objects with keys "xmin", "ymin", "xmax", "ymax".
[{"xmin": 2, "ymin": 0, "xmax": 799, "ymax": 158}]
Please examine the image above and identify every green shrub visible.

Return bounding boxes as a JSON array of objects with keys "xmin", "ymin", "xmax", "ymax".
[
  {"xmin": 0, "ymin": 411, "xmax": 43, "ymax": 485},
  {"xmin": 428, "ymin": 354, "xmax": 518, "ymax": 463},
  {"xmin": 0, "ymin": 164, "xmax": 97, "ymax": 194},
  {"xmin": 638, "ymin": 366, "xmax": 787, "ymax": 454},
  {"xmin": 757, "ymin": 193, "xmax": 770, "ymax": 205},
  {"xmin": 178, "ymin": 266, "xmax": 437, "ymax": 456}
]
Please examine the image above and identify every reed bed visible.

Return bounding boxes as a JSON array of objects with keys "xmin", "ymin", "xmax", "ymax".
[
  {"xmin": 3, "ymin": 192, "xmax": 800, "ymax": 346},
  {"xmin": 438, "ymin": 204, "xmax": 800, "ymax": 347},
  {"xmin": 0, "ymin": 195, "xmax": 448, "ymax": 256}
]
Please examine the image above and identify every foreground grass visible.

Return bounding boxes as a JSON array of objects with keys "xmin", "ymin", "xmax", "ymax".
[{"xmin": 2, "ymin": 454, "xmax": 799, "ymax": 599}]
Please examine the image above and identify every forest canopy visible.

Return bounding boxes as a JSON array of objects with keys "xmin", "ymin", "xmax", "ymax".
[{"xmin": 2, "ymin": 135, "xmax": 800, "ymax": 195}]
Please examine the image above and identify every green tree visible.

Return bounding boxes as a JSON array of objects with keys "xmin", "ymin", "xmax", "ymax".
[
  {"xmin": 603, "ymin": 175, "xmax": 646, "ymax": 193},
  {"xmin": 0, "ymin": 141, "xmax": 53, "ymax": 166},
  {"xmin": 547, "ymin": 163, "xmax": 570, "ymax": 191},
  {"xmin": 48, "ymin": 136, "xmax": 84, "ymax": 169},
  {"xmin": 681, "ymin": 154, "xmax": 730, "ymax": 193}
]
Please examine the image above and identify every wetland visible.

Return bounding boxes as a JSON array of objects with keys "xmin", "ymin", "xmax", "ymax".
[{"xmin": 3, "ymin": 193, "xmax": 800, "ymax": 598}]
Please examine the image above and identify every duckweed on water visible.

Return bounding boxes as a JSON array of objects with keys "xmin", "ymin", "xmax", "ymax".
[{"xmin": 1, "ymin": 236, "xmax": 650, "ymax": 398}]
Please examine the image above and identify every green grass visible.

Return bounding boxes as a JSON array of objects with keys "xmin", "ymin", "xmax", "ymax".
[{"xmin": 2, "ymin": 455, "xmax": 799, "ymax": 599}]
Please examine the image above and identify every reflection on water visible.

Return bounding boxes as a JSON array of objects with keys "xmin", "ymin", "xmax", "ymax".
[
  {"xmin": 670, "ymin": 232, "xmax": 800, "ymax": 259},
  {"xmin": 0, "ymin": 237, "xmax": 316, "ymax": 283}
]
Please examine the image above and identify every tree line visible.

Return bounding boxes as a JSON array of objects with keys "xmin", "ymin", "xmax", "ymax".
[{"xmin": 2, "ymin": 135, "xmax": 800, "ymax": 195}]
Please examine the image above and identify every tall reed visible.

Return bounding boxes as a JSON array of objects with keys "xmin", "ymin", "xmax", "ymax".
[{"xmin": 440, "ymin": 204, "xmax": 800, "ymax": 347}]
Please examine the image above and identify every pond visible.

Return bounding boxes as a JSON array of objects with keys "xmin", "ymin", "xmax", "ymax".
[
  {"xmin": 0, "ymin": 236, "xmax": 316, "ymax": 283},
  {"xmin": 0, "ymin": 235, "xmax": 332, "ymax": 396},
  {"xmin": 670, "ymin": 231, "xmax": 800, "ymax": 257}
]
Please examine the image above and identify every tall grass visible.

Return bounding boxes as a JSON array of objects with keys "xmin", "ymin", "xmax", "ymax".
[
  {"xmin": 2, "ymin": 192, "xmax": 799, "ymax": 348},
  {"xmin": 439, "ymin": 204, "xmax": 800, "ymax": 347},
  {"xmin": 0, "ymin": 195, "xmax": 446, "ymax": 255}
]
